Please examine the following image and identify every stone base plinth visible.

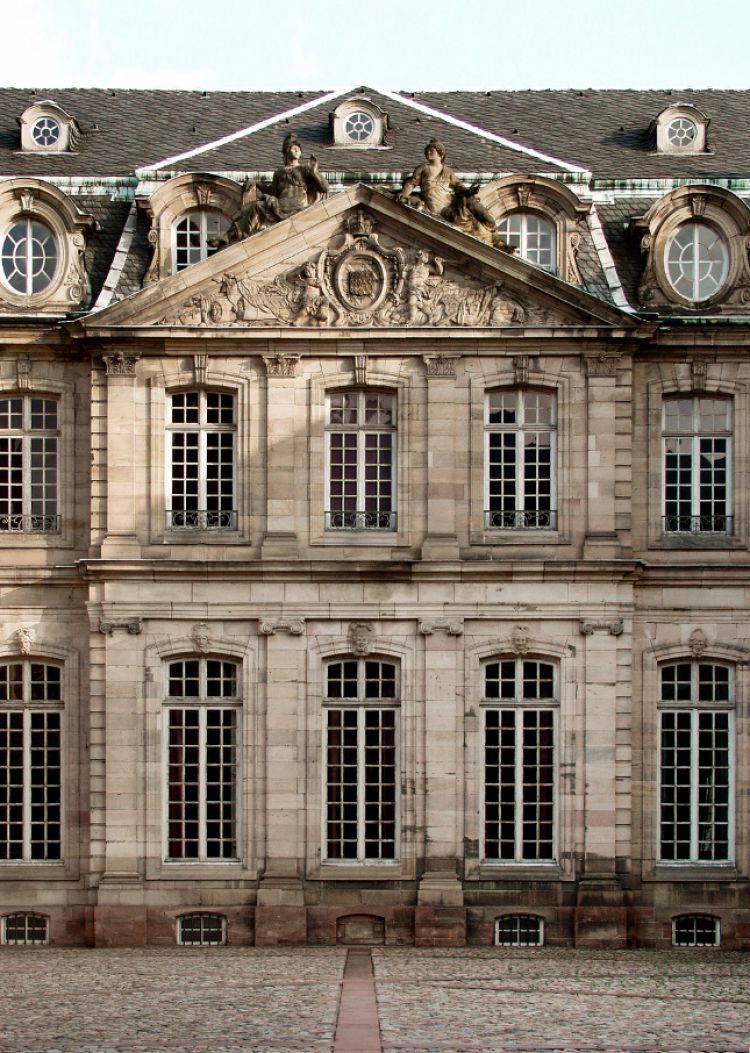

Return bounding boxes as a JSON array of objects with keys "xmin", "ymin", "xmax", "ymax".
[
  {"xmin": 254, "ymin": 906, "xmax": 307, "ymax": 945},
  {"xmin": 414, "ymin": 906, "xmax": 466, "ymax": 946},
  {"xmin": 574, "ymin": 906, "xmax": 628, "ymax": 948}
]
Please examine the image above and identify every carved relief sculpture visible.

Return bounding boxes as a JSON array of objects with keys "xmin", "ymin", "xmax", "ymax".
[{"xmin": 216, "ymin": 134, "xmax": 329, "ymax": 246}]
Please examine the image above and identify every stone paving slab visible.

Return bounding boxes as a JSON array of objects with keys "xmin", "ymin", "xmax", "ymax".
[{"xmin": 373, "ymin": 948, "xmax": 750, "ymax": 1053}]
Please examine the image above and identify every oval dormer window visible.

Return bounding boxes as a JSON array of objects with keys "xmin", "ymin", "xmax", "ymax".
[
  {"xmin": 665, "ymin": 117, "xmax": 698, "ymax": 149},
  {"xmin": 31, "ymin": 117, "xmax": 61, "ymax": 148},
  {"xmin": 1, "ymin": 219, "xmax": 59, "ymax": 295},
  {"xmin": 665, "ymin": 223, "xmax": 728, "ymax": 303}
]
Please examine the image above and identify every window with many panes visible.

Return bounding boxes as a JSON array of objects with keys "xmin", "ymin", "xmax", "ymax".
[
  {"xmin": 659, "ymin": 661, "xmax": 733, "ymax": 864},
  {"xmin": 483, "ymin": 658, "xmax": 556, "ymax": 863},
  {"xmin": 166, "ymin": 658, "xmax": 239, "ymax": 862},
  {"xmin": 172, "ymin": 212, "xmax": 228, "ymax": 272},
  {"xmin": 665, "ymin": 224, "xmax": 728, "ymax": 303},
  {"xmin": 663, "ymin": 396, "xmax": 732, "ymax": 535},
  {"xmin": 166, "ymin": 391, "xmax": 236, "ymax": 530},
  {"xmin": 673, "ymin": 914, "xmax": 720, "ymax": 946},
  {"xmin": 497, "ymin": 213, "xmax": 556, "ymax": 272},
  {"xmin": 0, "ymin": 662, "xmax": 62, "ymax": 861},
  {"xmin": 485, "ymin": 390, "xmax": 556, "ymax": 530},
  {"xmin": 1, "ymin": 911, "xmax": 49, "ymax": 944},
  {"xmin": 325, "ymin": 391, "xmax": 396, "ymax": 530},
  {"xmin": 0, "ymin": 396, "xmax": 59, "ymax": 533},
  {"xmin": 1, "ymin": 220, "xmax": 58, "ymax": 295},
  {"xmin": 324, "ymin": 657, "xmax": 399, "ymax": 863}
]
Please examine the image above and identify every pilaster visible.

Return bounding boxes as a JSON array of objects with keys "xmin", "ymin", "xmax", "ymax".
[
  {"xmin": 420, "ymin": 355, "xmax": 461, "ymax": 559},
  {"xmin": 261, "ymin": 353, "xmax": 301, "ymax": 557},
  {"xmin": 100, "ymin": 350, "xmax": 142, "ymax": 558}
]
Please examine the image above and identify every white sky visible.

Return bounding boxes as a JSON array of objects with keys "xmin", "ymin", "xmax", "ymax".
[{"xmin": 2, "ymin": 0, "xmax": 748, "ymax": 91}]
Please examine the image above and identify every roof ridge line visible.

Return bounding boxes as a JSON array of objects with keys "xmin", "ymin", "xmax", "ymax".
[
  {"xmin": 373, "ymin": 86, "xmax": 589, "ymax": 174},
  {"xmin": 146, "ymin": 88, "xmax": 349, "ymax": 172}
]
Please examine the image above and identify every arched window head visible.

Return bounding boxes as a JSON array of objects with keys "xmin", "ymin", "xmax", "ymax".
[
  {"xmin": 18, "ymin": 101, "xmax": 80, "ymax": 154},
  {"xmin": 632, "ymin": 185, "xmax": 750, "ymax": 311},
  {"xmin": 0, "ymin": 179, "xmax": 93, "ymax": 312}
]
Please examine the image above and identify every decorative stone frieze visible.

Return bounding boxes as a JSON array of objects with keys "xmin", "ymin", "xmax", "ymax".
[
  {"xmin": 579, "ymin": 619, "xmax": 624, "ymax": 637},
  {"xmin": 259, "ymin": 618, "xmax": 305, "ymax": 636}
]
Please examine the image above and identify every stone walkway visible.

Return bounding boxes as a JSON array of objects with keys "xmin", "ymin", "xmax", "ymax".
[{"xmin": 0, "ymin": 946, "xmax": 748, "ymax": 1053}]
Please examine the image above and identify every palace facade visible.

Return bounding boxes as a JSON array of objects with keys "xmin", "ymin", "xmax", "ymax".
[{"xmin": 0, "ymin": 85, "xmax": 749, "ymax": 949}]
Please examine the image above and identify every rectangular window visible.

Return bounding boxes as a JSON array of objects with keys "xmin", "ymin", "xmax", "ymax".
[
  {"xmin": 485, "ymin": 390, "xmax": 556, "ymax": 530},
  {"xmin": 663, "ymin": 396, "xmax": 732, "ymax": 534},
  {"xmin": 165, "ymin": 658, "xmax": 239, "ymax": 861},
  {"xmin": 483, "ymin": 658, "xmax": 556, "ymax": 863},
  {"xmin": 0, "ymin": 396, "xmax": 59, "ymax": 532},
  {"xmin": 166, "ymin": 391, "xmax": 236, "ymax": 530},
  {"xmin": 0, "ymin": 662, "xmax": 62, "ymax": 861},
  {"xmin": 324, "ymin": 658, "xmax": 399, "ymax": 862},
  {"xmin": 326, "ymin": 391, "xmax": 396, "ymax": 530},
  {"xmin": 658, "ymin": 661, "xmax": 733, "ymax": 864}
]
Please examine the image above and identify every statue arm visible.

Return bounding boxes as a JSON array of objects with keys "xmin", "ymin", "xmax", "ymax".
[{"xmin": 399, "ymin": 164, "xmax": 424, "ymax": 202}]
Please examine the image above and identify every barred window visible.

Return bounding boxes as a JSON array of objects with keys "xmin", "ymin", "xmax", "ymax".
[
  {"xmin": 324, "ymin": 658, "xmax": 398, "ymax": 863},
  {"xmin": 485, "ymin": 390, "xmax": 556, "ymax": 530},
  {"xmin": 325, "ymin": 391, "xmax": 396, "ymax": 531},
  {"xmin": 0, "ymin": 395, "xmax": 59, "ymax": 533},
  {"xmin": 663, "ymin": 396, "xmax": 732, "ymax": 535},
  {"xmin": 483, "ymin": 658, "xmax": 556, "ymax": 863},
  {"xmin": 1, "ymin": 911, "xmax": 49, "ymax": 944},
  {"xmin": 673, "ymin": 914, "xmax": 720, "ymax": 947},
  {"xmin": 0, "ymin": 661, "xmax": 62, "ymax": 861},
  {"xmin": 166, "ymin": 658, "xmax": 239, "ymax": 862},
  {"xmin": 495, "ymin": 914, "xmax": 544, "ymax": 947},
  {"xmin": 177, "ymin": 912, "xmax": 226, "ymax": 945},
  {"xmin": 166, "ymin": 391, "xmax": 236, "ymax": 531},
  {"xmin": 659, "ymin": 661, "xmax": 733, "ymax": 864}
]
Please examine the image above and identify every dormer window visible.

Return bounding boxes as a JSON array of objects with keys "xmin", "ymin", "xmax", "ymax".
[
  {"xmin": 18, "ymin": 102, "xmax": 80, "ymax": 154},
  {"xmin": 330, "ymin": 97, "xmax": 387, "ymax": 147},
  {"xmin": 173, "ymin": 211, "xmax": 228, "ymax": 271},
  {"xmin": 653, "ymin": 104, "xmax": 708, "ymax": 155}
]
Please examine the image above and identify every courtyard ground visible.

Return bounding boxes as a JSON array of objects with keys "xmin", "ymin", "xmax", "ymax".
[{"xmin": 0, "ymin": 945, "xmax": 747, "ymax": 1053}]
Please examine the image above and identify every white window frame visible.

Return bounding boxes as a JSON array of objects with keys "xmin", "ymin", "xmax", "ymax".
[
  {"xmin": 163, "ymin": 657, "xmax": 241, "ymax": 864},
  {"xmin": 324, "ymin": 390, "xmax": 397, "ymax": 531},
  {"xmin": 0, "ymin": 660, "xmax": 63, "ymax": 863},
  {"xmin": 322, "ymin": 657, "xmax": 400, "ymax": 865},
  {"xmin": 494, "ymin": 914, "xmax": 544, "ymax": 947},
  {"xmin": 171, "ymin": 211, "xmax": 229, "ymax": 273},
  {"xmin": 481, "ymin": 658, "xmax": 558, "ymax": 865},
  {"xmin": 672, "ymin": 914, "xmax": 720, "ymax": 947},
  {"xmin": 1, "ymin": 911, "xmax": 49, "ymax": 945},
  {"xmin": 177, "ymin": 912, "xmax": 227, "ymax": 946},
  {"xmin": 664, "ymin": 223, "xmax": 729, "ymax": 303},
  {"xmin": 484, "ymin": 389, "xmax": 557, "ymax": 531},
  {"xmin": 165, "ymin": 390, "xmax": 237, "ymax": 531},
  {"xmin": 657, "ymin": 661, "xmax": 735, "ymax": 866},
  {"xmin": 662, "ymin": 395, "xmax": 733, "ymax": 536},
  {"xmin": 497, "ymin": 212, "xmax": 556, "ymax": 272},
  {"xmin": 0, "ymin": 395, "xmax": 60, "ymax": 534},
  {"xmin": 0, "ymin": 218, "xmax": 59, "ymax": 297}
]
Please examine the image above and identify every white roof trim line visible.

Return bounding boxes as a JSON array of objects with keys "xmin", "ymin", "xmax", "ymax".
[
  {"xmin": 148, "ymin": 90, "xmax": 347, "ymax": 171},
  {"xmin": 92, "ymin": 200, "xmax": 137, "ymax": 311},
  {"xmin": 587, "ymin": 205, "xmax": 633, "ymax": 312},
  {"xmin": 377, "ymin": 87, "xmax": 588, "ymax": 175}
]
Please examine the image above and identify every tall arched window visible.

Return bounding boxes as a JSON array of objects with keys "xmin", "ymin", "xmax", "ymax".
[
  {"xmin": 658, "ymin": 661, "xmax": 733, "ymax": 863},
  {"xmin": 325, "ymin": 390, "xmax": 396, "ymax": 531},
  {"xmin": 166, "ymin": 390, "xmax": 236, "ymax": 530},
  {"xmin": 482, "ymin": 657, "xmax": 556, "ymax": 863},
  {"xmin": 0, "ymin": 660, "xmax": 62, "ymax": 861},
  {"xmin": 165, "ymin": 657, "xmax": 239, "ymax": 861},
  {"xmin": 323, "ymin": 657, "xmax": 399, "ymax": 863}
]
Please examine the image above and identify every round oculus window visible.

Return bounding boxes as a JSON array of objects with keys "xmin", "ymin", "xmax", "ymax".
[
  {"xmin": 344, "ymin": 111, "xmax": 375, "ymax": 142},
  {"xmin": 31, "ymin": 117, "xmax": 61, "ymax": 147},
  {"xmin": 665, "ymin": 223, "xmax": 728, "ymax": 302},
  {"xmin": 1, "ymin": 219, "xmax": 59, "ymax": 295},
  {"xmin": 666, "ymin": 117, "xmax": 697, "ymax": 148}
]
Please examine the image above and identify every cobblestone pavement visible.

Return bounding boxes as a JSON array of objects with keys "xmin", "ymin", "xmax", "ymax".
[
  {"xmin": 373, "ymin": 948, "xmax": 750, "ymax": 1053},
  {"xmin": 0, "ymin": 946, "xmax": 748, "ymax": 1053}
]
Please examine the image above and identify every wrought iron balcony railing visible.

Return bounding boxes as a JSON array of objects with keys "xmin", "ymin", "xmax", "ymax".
[
  {"xmin": 167, "ymin": 509, "xmax": 237, "ymax": 530},
  {"xmin": 0, "ymin": 513, "xmax": 60, "ymax": 533},
  {"xmin": 325, "ymin": 510, "xmax": 397, "ymax": 531},
  {"xmin": 485, "ymin": 509, "xmax": 557, "ymax": 530},
  {"xmin": 662, "ymin": 514, "xmax": 733, "ymax": 535}
]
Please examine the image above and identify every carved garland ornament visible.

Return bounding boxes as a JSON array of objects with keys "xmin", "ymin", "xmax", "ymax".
[{"xmin": 158, "ymin": 210, "xmax": 546, "ymax": 330}]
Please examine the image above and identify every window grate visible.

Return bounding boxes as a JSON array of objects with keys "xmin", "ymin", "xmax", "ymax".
[
  {"xmin": 178, "ymin": 912, "xmax": 226, "ymax": 946},
  {"xmin": 673, "ymin": 914, "xmax": 719, "ymax": 947},
  {"xmin": 2, "ymin": 912, "xmax": 49, "ymax": 945},
  {"xmin": 495, "ymin": 915, "xmax": 543, "ymax": 947}
]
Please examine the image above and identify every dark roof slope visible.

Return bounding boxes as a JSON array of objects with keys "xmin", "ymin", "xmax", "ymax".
[{"xmin": 402, "ymin": 89, "xmax": 750, "ymax": 179}]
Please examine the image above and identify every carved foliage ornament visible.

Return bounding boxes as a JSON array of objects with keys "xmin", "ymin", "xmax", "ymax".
[{"xmin": 158, "ymin": 211, "xmax": 547, "ymax": 330}]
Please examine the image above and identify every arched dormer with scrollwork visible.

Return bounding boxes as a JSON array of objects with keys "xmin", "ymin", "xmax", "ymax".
[
  {"xmin": 481, "ymin": 175, "xmax": 590, "ymax": 283},
  {"xmin": 631, "ymin": 184, "xmax": 750, "ymax": 311},
  {"xmin": 139, "ymin": 173, "xmax": 242, "ymax": 283}
]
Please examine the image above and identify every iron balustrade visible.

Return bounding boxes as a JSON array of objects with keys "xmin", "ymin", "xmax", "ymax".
[
  {"xmin": 484, "ymin": 509, "xmax": 557, "ymax": 530},
  {"xmin": 662, "ymin": 514, "xmax": 733, "ymax": 535},
  {"xmin": 325, "ymin": 510, "xmax": 397, "ymax": 531},
  {"xmin": 166, "ymin": 509, "xmax": 237, "ymax": 530},
  {"xmin": 0, "ymin": 514, "xmax": 60, "ymax": 533}
]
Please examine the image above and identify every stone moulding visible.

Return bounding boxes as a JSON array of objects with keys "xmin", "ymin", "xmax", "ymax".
[
  {"xmin": 579, "ymin": 619, "xmax": 624, "ymax": 637},
  {"xmin": 99, "ymin": 618, "xmax": 142, "ymax": 636},
  {"xmin": 259, "ymin": 618, "xmax": 305, "ymax": 636}
]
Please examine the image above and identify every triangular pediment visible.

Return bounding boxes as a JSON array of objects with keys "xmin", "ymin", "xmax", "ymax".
[{"xmin": 80, "ymin": 184, "xmax": 634, "ymax": 333}]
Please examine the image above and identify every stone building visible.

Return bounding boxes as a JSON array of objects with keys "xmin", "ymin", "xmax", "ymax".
[{"xmin": 0, "ymin": 85, "xmax": 748, "ymax": 949}]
